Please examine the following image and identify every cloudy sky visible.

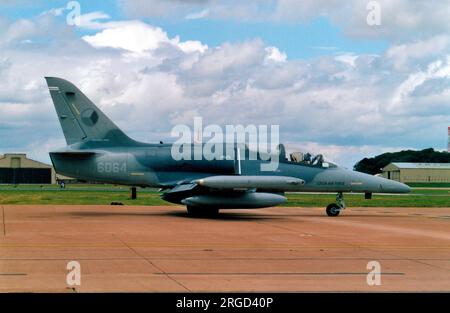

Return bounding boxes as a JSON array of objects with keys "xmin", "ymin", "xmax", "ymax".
[{"xmin": 0, "ymin": 0, "xmax": 449, "ymax": 168}]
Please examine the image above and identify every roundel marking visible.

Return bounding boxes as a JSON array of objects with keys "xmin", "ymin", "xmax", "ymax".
[{"xmin": 81, "ymin": 109, "xmax": 99, "ymax": 126}]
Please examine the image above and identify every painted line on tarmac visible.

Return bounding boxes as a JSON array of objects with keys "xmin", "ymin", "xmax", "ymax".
[
  {"xmin": 158, "ymin": 272, "xmax": 405, "ymax": 276},
  {"xmin": 1, "ymin": 206, "xmax": 5, "ymax": 236},
  {"xmin": 1, "ymin": 243, "xmax": 450, "ymax": 250}
]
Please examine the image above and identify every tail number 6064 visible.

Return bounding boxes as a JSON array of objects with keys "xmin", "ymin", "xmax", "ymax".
[{"xmin": 97, "ymin": 162, "xmax": 126, "ymax": 173}]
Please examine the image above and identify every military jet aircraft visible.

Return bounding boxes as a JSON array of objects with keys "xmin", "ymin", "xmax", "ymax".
[{"xmin": 45, "ymin": 77, "xmax": 411, "ymax": 217}]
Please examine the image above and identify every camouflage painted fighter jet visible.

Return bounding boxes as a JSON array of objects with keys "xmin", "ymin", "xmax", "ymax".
[{"xmin": 45, "ymin": 77, "xmax": 410, "ymax": 217}]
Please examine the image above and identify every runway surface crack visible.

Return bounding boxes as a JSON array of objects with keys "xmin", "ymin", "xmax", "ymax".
[
  {"xmin": 112, "ymin": 234, "xmax": 191, "ymax": 292},
  {"xmin": 1, "ymin": 206, "xmax": 5, "ymax": 236}
]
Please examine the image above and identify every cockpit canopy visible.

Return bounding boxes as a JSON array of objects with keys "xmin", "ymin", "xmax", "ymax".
[{"xmin": 277, "ymin": 144, "xmax": 337, "ymax": 168}]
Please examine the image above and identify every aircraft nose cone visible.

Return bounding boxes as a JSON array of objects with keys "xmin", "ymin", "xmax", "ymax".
[
  {"xmin": 399, "ymin": 182, "xmax": 411, "ymax": 193},
  {"xmin": 383, "ymin": 180, "xmax": 411, "ymax": 193}
]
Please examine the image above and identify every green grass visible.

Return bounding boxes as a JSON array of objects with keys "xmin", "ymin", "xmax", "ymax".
[
  {"xmin": 406, "ymin": 182, "xmax": 450, "ymax": 188},
  {"xmin": 0, "ymin": 190, "xmax": 169, "ymax": 206},
  {"xmin": 410, "ymin": 188, "xmax": 450, "ymax": 195},
  {"xmin": 0, "ymin": 185, "xmax": 448, "ymax": 207},
  {"xmin": 0, "ymin": 184, "xmax": 155, "ymax": 190},
  {"xmin": 284, "ymin": 192, "xmax": 450, "ymax": 207}
]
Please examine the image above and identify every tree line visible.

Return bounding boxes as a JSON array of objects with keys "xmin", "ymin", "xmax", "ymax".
[{"xmin": 354, "ymin": 148, "xmax": 450, "ymax": 175}]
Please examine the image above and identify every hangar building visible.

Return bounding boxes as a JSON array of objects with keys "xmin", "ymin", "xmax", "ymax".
[
  {"xmin": 382, "ymin": 162, "xmax": 450, "ymax": 183},
  {"xmin": 0, "ymin": 153, "xmax": 56, "ymax": 184}
]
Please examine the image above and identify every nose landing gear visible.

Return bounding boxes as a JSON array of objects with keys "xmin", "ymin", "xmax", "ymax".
[{"xmin": 326, "ymin": 192, "xmax": 346, "ymax": 217}]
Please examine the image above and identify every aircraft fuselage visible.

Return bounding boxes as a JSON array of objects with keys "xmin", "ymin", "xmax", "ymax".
[{"xmin": 50, "ymin": 143, "xmax": 410, "ymax": 195}]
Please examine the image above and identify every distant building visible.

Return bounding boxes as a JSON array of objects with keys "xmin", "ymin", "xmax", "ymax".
[
  {"xmin": 382, "ymin": 162, "xmax": 450, "ymax": 183},
  {"xmin": 0, "ymin": 153, "xmax": 56, "ymax": 184}
]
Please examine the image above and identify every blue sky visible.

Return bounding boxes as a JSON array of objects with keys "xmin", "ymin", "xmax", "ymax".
[
  {"xmin": 1, "ymin": 0, "xmax": 388, "ymax": 59},
  {"xmin": 0, "ymin": 0, "xmax": 449, "ymax": 167},
  {"xmin": 158, "ymin": 18, "xmax": 389, "ymax": 59}
]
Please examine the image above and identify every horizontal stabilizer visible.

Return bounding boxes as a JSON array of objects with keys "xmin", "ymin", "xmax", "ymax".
[{"xmin": 195, "ymin": 175, "xmax": 305, "ymax": 191}]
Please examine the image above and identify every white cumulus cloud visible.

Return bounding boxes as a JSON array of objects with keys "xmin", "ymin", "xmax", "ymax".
[
  {"xmin": 82, "ymin": 20, "xmax": 207, "ymax": 57},
  {"xmin": 265, "ymin": 46, "xmax": 287, "ymax": 63}
]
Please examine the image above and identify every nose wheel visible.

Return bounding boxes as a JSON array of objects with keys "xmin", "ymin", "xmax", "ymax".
[{"xmin": 326, "ymin": 192, "xmax": 346, "ymax": 217}]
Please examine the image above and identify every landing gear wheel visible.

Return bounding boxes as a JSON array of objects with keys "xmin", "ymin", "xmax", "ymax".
[
  {"xmin": 326, "ymin": 203, "xmax": 341, "ymax": 217},
  {"xmin": 325, "ymin": 192, "xmax": 346, "ymax": 217},
  {"xmin": 186, "ymin": 206, "xmax": 219, "ymax": 218}
]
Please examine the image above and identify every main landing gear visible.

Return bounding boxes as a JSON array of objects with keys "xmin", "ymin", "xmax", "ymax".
[{"xmin": 326, "ymin": 192, "xmax": 346, "ymax": 217}]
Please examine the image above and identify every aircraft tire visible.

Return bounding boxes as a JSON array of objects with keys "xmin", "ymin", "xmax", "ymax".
[
  {"xmin": 326, "ymin": 204, "xmax": 341, "ymax": 217},
  {"xmin": 186, "ymin": 206, "xmax": 219, "ymax": 218}
]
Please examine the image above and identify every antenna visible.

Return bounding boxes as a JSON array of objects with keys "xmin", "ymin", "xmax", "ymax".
[{"xmin": 448, "ymin": 126, "xmax": 450, "ymax": 152}]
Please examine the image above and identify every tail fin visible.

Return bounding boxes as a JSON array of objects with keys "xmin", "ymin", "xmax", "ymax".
[{"xmin": 45, "ymin": 77, "xmax": 137, "ymax": 147}]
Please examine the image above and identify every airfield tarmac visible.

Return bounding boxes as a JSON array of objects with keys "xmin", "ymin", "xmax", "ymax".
[{"xmin": 1, "ymin": 205, "xmax": 450, "ymax": 292}]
